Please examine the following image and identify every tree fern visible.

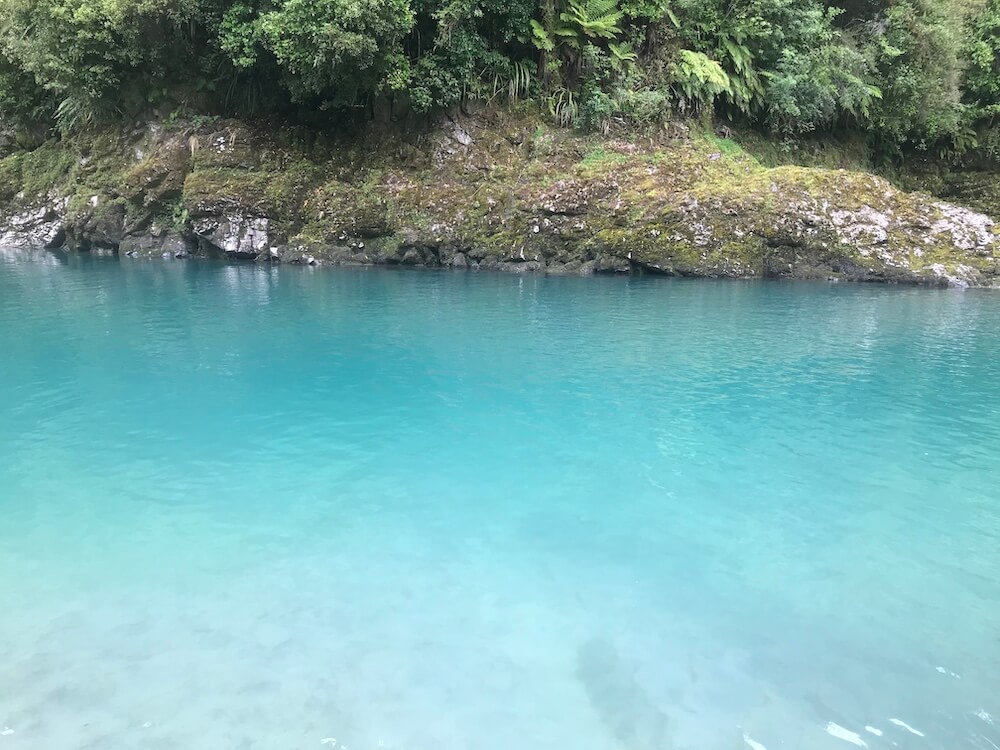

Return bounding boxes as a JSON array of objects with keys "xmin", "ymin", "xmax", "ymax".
[
  {"xmin": 717, "ymin": 34, "xmax": 762, "ymax": 112},
  {"xmin": 531, "ymin": 0, "xmax": 626, "ymax": 53},
  {"xmin": 608, "ymin": 41, "xmax": 637, "ymax": 73},
  {"xmin": 559, "ymin": 0, "xmax": 624, "ymax": 43},
  {"xmin": 672, "ymin": 50, "xmax": 731, "ymax": 110},
  {"xmin": 530, "ymin": 19, "xmax": 555, "ymax": 52}
]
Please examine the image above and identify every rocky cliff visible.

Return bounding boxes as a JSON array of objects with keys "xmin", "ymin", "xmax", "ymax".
[{"xmin": 1, "ymin": 111, "xmax": 997, "ymax": 287}]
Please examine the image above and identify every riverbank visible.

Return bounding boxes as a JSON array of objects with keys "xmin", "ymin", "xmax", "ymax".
[{"xmin": 1, "ymin": 110, "xmax": 998, "ymax": 287}]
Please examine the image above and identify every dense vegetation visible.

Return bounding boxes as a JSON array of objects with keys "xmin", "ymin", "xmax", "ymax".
[{"xmin": 0, "ymin": 0, "xmax": 998, "ymax": 157}]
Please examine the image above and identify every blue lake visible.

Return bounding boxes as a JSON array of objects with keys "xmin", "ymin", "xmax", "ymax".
[{"xmin": 1, "ymin": 249, "xmax": 998, "ymax": 750}]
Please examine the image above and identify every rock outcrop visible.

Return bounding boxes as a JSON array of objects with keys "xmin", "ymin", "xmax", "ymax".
[
  {"xmin": 193, "ymin": 214, "xmax": 270, "ymax": 258},
  {"xmin": 0, "ymin": 113, "xmax": 997, "ymax": 286},
  {"xmin": 0, "ymin": 198, "xmax": 66, "ymax": 249}
]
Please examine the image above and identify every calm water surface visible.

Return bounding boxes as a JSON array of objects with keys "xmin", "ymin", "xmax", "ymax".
[{"xmin": 1, "ymin": 250, "xmax": 999, "ymax": 750}]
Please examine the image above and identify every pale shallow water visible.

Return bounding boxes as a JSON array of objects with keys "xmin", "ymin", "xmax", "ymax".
[{"xmin": 1, "ymin": 250, "xmax": 999, "ymax": 750}]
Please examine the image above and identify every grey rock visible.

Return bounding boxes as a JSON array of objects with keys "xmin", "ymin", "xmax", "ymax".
[
  {"xmin": 0, "ymin": 201, "xmax": 66, "ymax": 249},
  {"xmin": 194, "ymin": 214, "xmax": 270, "ymax": 258},
  {"xmin": 119, "ymin": 232, "xmax": 192, "ymax": 258},
  {"xmin": 69, "ymin": 200, "xmax": 127, "ymax": 250}
]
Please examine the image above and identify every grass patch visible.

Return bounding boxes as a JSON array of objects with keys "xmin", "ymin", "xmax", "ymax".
[
  {"xmin": 702, "ymin": 131, "xmax": 744, "ymax": 158},
  {"xmin": 580, "ymin": 147, "xmax": 627, "ymax": 168}
]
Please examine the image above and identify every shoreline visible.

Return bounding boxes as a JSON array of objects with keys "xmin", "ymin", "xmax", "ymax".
[
  {"xmin": 3, "ymin": 244, "xmax": 989, "ymax": 290},
  {"xmin": 2, "ymin": 114, "xmax": 998, "ymax": 288}
]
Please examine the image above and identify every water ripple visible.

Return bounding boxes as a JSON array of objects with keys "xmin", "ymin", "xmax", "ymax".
[{"xmin": 1, "ymin": 252, "xmax": 999, "ymax": 750}]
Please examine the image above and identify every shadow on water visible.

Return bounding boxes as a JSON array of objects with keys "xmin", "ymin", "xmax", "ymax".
[{"xmin": 577, "ymin": 638, "xmax": 674, "ymax": 750}]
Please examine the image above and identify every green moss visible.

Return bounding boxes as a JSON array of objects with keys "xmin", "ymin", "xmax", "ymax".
[
  {"xmin": 579, "ymin": 147, "xmax": 627, "ymax": 172},
  {"xmin": 701, "ymin": 131, "xmax": 744, "ymax": 158},
  {"xmin": 23, "ymin": 145, "xmax": 76, "ymax": 196},
  {"xmin": 290, "ymin": 168, "xmax": 406, "ymax": 245},
  {"xmin": 263, "ymin": 159, "xmax": 324, "ymax": 219},
  {"xmin": 733, "ymin": 129, "xmax": 872, "ymax": 171},
  {"xmin": 0, "ymin": 112, "xmax": 993, "ymax": 284},
  {"xmin": 182, "ymin": 168, "xmax": 272, "ymax": 214},
  {"xmin": 0, "ymin": 142, "xmax": 77, "ymax": 200},
  {"xmin": 0, "ymin": 156, "xmax": 22, "ymax": 201}
]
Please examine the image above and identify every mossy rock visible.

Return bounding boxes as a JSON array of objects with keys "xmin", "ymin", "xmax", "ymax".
[
  {"xmin": 0, "ymin": 111, "xmax": 996, "ymax": 287},
  {"xmin": 183, "ymin": 168, "xmax": 273, "ymax": 218},
  {"xmin": 122, "ymin": 142, "xmax": 189, "ymax": 208}
]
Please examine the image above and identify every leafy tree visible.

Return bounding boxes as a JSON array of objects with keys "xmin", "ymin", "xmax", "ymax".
[
  {"xmin": 219, "ymin": 0, "xmax": 414, "ymax": 105},
  {"xmin": 850, "ymin": 0, "xmax": 970, "ymax": 150},
  {"xmin": 0, "ymin": 0, "xmax": 214, "ymax": 128},
  {"xmin": 763, "ymin": 44, "xmax": 880, "ymax": 133},
  {"xmin": 0, "ymin": 0, "xmax": 991, "ymax": 155},
  {"xmin": 965, "ymin": 0, "xmax": 1000, "ymax": 119}
]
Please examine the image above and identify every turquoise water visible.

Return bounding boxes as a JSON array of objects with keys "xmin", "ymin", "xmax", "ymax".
[{"xmin": 1, "ymin": 250, "xmax": 999, "ymax": 750}]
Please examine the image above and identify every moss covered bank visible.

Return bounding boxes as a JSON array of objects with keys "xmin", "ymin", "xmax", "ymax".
[{"xmin": 1, "ymin": 111, "xmax": 998, "ymax": 288}]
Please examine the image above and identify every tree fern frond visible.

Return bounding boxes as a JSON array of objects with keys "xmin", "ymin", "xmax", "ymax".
[
  {"xmin": 529, "ymin": 19, "xmax": 555, "ymax": 51},
  {"xmin": 582, "ymin": 0, "xmax": 620, "ymax": 19}
]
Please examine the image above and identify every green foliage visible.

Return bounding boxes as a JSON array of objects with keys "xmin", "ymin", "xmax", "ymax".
[
  {"xmin": 530, "ymin": 0, "xmax": 630, "ymax": 91},
  {"xmin": 965, "ymin": 0, "xmax": 1000, "ymax": 120},
  {"xmin": 608, "ymin": 41, "xmax": 637, "ymax": 71},
  {"xmin": 0, "ymin": 0, "xmax": 207, "ymax": 125},
  {"xmin": 671, "ymin": 50, "xmax": 731, "ymax": 110},
  {"xmin": 763, "ymin": 45, "xmax": 881, "ymax": 133},
  {"xmin": 530, "ymin": 0, "xmax": 625, "ymax": 53},
  {"xmin": 0, "ymin": 50, "xmax": 55, "ymax": 133},
  {"xmin": 0, "ymin": 0, "xmax": 993, "ymax": 158},
  {"xmin": 619, "ymin": 0, "xmax": 676, "ymax": 24},
  {"xmin": 492, "ymin": 59, "xmax": 535, "ymax": 102},
  {"xmin": 530, "ymin": 19, "xmax": 556, "ymax": 51},
  {"xmin": 860, "ymin": 0, "xmax": 969, "ymax": 151},
  {"xmin": 55, "ymin": 96, "xmax": 96, "ymax": 134},
  {"xmin": 559, "ymin": 0, "xmax": 624, "ymax": 45},
  {"xmin": 221, "ymin": 0, "xmax": 415, "ymax": 104},
  {"xmin": 547, "ymin": 86, "xmax": 578, "ymax": 125},
  {"xmin": 219, "ymin": 3, "xmax": 264, "ymax": 70}
]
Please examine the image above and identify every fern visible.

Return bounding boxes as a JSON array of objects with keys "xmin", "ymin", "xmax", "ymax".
[
  {"xmin": 608, "ymin": 41, "xmax": 637, "ymax": 72},
  {"xmin": 532, "ymin": 0, "xmax": 626, "ymax": 53},
  {"xmin": 672, "ymin": 50, "xmax": 731, "ymax": 110},
  {"xmin": 530, "ymin": 19, "xmax": 555, "ymax": 52},
  {"xmin": 559, "ymin": 0, "xmax": 624, "ymax": 44},
  {"xmin": 716, "ymin": 34, "xmax": 762, "ymax": 112},
  {"xmin": 938, "ymin": 122, "xmax": 979, "ymax": 158}
]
